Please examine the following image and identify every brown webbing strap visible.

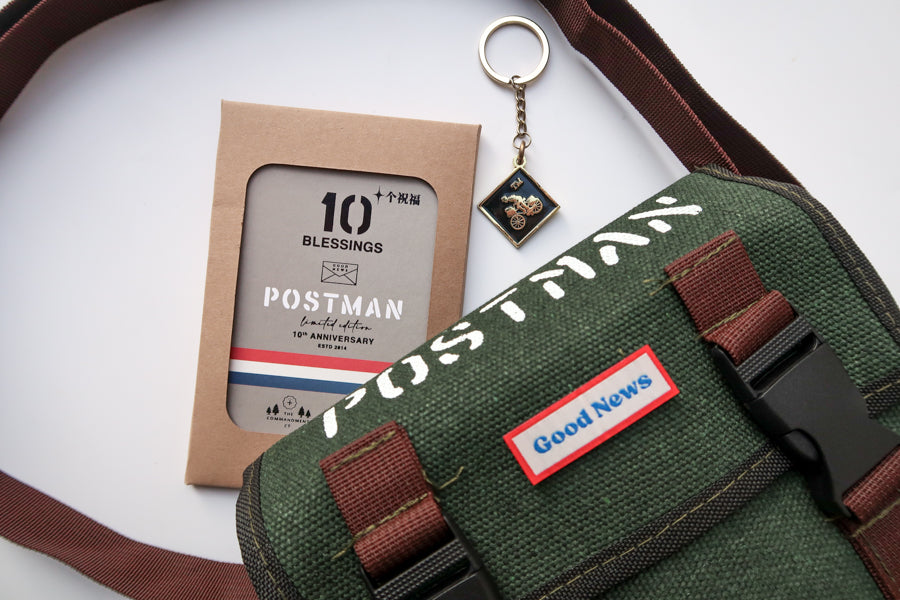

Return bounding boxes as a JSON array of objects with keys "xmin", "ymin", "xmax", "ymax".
[
  {"xmin": 539, "ymin": 0, "xmax": 799, "ymax": 185},
  {"xmin": 0, "ymin": 470, "xmax": 257, "ymax": 599},
  {"xmin": 666, "ymin": 232, "xmax": 900, "ymax": 599},
  {"xmin": 573, "ymin": 0, "xmax": 798, "ymax": 184},
  {"xmin": 319, "ymin": 421, "xmax": 451, "ymax": 583},
  {"xmin": 0, "ymin": 0, "xmax": 163, "ymax": 119}
]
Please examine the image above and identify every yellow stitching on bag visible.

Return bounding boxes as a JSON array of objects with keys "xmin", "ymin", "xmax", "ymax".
[
  {"xmin": 331, "ymin": 493, "xmax": 430, "ymax": 560},
  {"xmin": 245, "ymin": 462, "xmax": 289, "ymax": 600},
  {"xmin": 648, "ymin": 234, "xmax": 739, "ymax": 296},
  {"xmin": 696, "ymin": 299, "xmax": 761, "ymax": 339},
  {"xmin": 851, "ymin": 495, "xmax": 900, "ymax": 539},
  {"xmin": 536, "ymin": 449, "xmax": 777, "ymax": 600},
  {"xmin": 423, "ymin": 466, "xmax": 465, "ymax": 491},
  {"xmin": 856, "ymin": 526, "xmax": 900, "ymax": 589},
  {"xmin": 327, "ymin": 430, "xmax": 397, "ymax": 473},
  {"xmin": 863, "ymin": 379, "xmax": 900, "ymax": 398}
]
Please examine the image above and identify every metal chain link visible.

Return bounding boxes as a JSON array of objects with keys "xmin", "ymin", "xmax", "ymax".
[{"xmin": 510, "ymin": 76, "xmax": 532, "ymax": 153}]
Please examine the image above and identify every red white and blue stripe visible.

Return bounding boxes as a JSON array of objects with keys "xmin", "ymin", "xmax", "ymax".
[{"xmin": 228, "ymin": 347, "xmax": 391, "ymax": 395}]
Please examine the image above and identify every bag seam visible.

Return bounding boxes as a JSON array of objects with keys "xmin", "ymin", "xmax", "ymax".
[
  {"xmin": 696, "ymin": 166, "xmax": 900, "ymax": 345},
  {"xmin": 520, "ymin": 371, "xmax": 898, "ymax": 600},
  {"xmin": 534, "ymin": 448, "xmax": 777, "ymax": 600},
  {"xmin": 764, "ymin": 179, "xmax": 898, "ymax": 330},
  {"xmin": 864, "ymin": 378, "xmax": 900, "ymax": 400},
  {"xmin": 857, "ymin": 528, "xmax": 899, "ymax": 592},
  {"xmin": 244, "ymin": 460, "xmax": 290, "ymax": 600},
  {"xmin": 852, "ymin": 495, "xmax": 900, "ymax": 539}
]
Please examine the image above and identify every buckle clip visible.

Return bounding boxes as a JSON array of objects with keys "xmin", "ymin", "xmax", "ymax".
[
  {"xmin": 362, "ymin": 516, "xmax": 499, "ymax": 600},
  {"xmin": 712, "ymin": 316, "xmax": 899, "ymax": 518}
]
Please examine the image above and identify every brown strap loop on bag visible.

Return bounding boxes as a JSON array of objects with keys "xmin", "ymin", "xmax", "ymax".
[
  {"xmin": 839, "ymin": 449, "xmax": 900, "ymax": 600},
  {"xmin": 319, "ymin": 421, "xmax": 451, "ymax": 582},
  {"xmin": 319, "ymin": 421, "xmax": 499, "ymax": 599},
  {"xmin": 663, "ymin": 230, "xmax": 796, "ymax": 362}
]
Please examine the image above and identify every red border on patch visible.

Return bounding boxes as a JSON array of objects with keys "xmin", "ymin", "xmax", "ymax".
[{"xmin": 503, "ymin": 345, "xmax": 679, "ymax": 485}]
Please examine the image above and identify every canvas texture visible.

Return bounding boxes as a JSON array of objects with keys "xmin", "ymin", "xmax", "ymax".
[{"xmin": 237, "ymin": 166, "xmax": 900, "ymax": 599}]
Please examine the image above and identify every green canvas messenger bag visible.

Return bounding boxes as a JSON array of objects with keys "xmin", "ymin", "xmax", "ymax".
[
  {"xmin": 1, "ymin": 1, "xmax": 898, "ymax": 599},
  {"xmin": 236, "ymin": 168, "xmax": 900, "ymax": 599}
]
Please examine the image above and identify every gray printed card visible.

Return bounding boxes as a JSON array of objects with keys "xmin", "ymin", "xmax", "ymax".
[{"xmin": 227, "ymin": 166, "xmax": 439, "ymax": 434}]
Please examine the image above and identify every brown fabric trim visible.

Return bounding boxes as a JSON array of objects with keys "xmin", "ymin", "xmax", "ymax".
[
  {"xmin": 839, "ymin": 448, "xmax": 900, "ymax": 600},
  {"xmin": 319, "ymin": 421, "xmax": 451, "ymax": 583},
  {"xmin": 665, "ymin": 231, "xmax": 762, "ymax": 332},
  {"xmin": 0, "ymin": 469, "xmax": 257, "ymax": 600},
  {"xmin": 706, "ymin": 291, "xmax": 796, "ymax": 364},
  {"xmin": 354, "ymin": 495, "xmax": 449, "ymax": 584},
  {"xmin": 844, "ymin": 448, "xmax": 900, "ymax": 523}
]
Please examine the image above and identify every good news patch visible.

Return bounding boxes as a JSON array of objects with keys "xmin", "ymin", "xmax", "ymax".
[{"xmin": 504, "ymin": 346, "xmax": 679, "ymax": 484}]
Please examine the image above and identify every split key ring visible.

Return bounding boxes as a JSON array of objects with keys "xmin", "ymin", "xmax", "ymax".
[{"xmin": 478, "ymin": 16, "xmax": 550, "ymax": 86}]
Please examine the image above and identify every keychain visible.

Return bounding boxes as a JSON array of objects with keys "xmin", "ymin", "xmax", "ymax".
[{"xmin": 478, "ymin": 16, "xmax": 559, "ymax": 248}]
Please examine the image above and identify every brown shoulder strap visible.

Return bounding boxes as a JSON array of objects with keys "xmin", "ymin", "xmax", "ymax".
[
  {"xmin": 539, "ymin": 0, "xmax": 798, "ymax": 185},
  {"xmin": 0, "ymin": 0, "xmax": 164, "ymax": 118},
  {"xmin": 0, "ymin": 470, "xmax": 257, "ymax": 599}
]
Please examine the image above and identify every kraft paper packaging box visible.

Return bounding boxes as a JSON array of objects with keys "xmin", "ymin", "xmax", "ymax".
[{"xmin": 186, "ymin": 101, "xmax": 480, "ymax": 487}]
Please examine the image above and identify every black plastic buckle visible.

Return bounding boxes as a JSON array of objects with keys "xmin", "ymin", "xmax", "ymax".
[
  {"xmin": 712, "ymin": 316, "xmax": 899, "ymax": 518},
  {"xmin": 361, "ymin": 516, "xmax": 499, "ymax": 600}
]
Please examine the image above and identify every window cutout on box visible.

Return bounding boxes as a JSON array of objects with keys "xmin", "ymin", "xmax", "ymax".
[{"xmin": 226, "ymin": 165, "xmax": 438, "ymax": 434}]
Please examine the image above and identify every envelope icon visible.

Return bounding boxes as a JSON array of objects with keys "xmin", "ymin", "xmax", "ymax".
[{"xmin": 321, "ymin": 261, "xmax": 359, "ymax": 286}]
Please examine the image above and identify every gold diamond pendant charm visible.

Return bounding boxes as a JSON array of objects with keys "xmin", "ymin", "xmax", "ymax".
[{"xmin": 479, "ymin": 167, "xmax": 559, "ymax": 248}]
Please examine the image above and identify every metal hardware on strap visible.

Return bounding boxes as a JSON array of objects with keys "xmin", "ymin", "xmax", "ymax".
[
  {"xmin": 361, "ymin": 516, "xmax": 499, "ymax": 600},
  {"xmin": 320, "ymin": 421, "xmax": 499, "ymax": 600},
  {"xmin": 712, "ymin": 315, "xmax": 900, "ymax": 517}
]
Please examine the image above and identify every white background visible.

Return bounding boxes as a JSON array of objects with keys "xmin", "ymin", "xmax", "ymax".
[{"xmin": 1, "ymin": 1, "xmax": 898, "ymax": 598}]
